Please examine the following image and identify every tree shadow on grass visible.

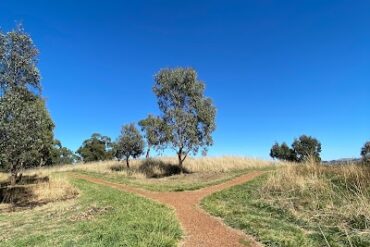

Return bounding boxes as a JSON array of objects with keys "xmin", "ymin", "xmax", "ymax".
[
  {"xmin": 110, "ymin": 159, "xmax": 191, "ymax": 178},
  {"xmin": 0, "ymin": 175, "xmax": 51, "ymax": 212},
  {"xmin": 138, "ymin": 159, "xmax": 191, "ymax": 178}
]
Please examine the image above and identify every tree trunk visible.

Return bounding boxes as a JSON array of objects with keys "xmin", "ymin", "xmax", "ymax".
[
  {"xmin": 177, "ymin": 149, "xmax": 183, "ymax": 173},
  {"xmin": 126, "ymin": 158, "xmax": 130, "ymax": 168},
  {"xmin": 146, "ymin": 148, "xmax": 150, "ymax": 159},
  {"xmin": 10, "ymin": 170, "xmax": 17, "ymax": 186}
]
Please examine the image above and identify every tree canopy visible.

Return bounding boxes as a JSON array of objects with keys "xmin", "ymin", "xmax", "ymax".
[
  {"xmin": 152, "ymin": 68, "xmax": 216, "ymax": 168},
  {"xmin": 270, "ymin": 135, "xmax": 321, "ymax": 163},
  {"xmin": 138, "ymin": 114, "xmax": 170, "ymax": 159},
  {"xmin": 361, "ymin": 141, "xmax": 370, "ymax": 163},
  {"xmin": 77, "ymin": 133, "xmax": 113, "ymax": 162},
  {"xmin": 114, "ymin": 123, "xmax": 144, "ymax": 167}
]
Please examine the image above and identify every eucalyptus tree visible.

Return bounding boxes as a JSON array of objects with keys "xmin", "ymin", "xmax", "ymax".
[
  {"xmin": 0, "ymin": 25, "xmax": 41, "ymax": 94},
  {"xmin": 292, "ymin": 135, "xmax": 322, "ymax": 162},
  {"xmin": 361, "ymin": 141, "xmax": 370, "ymax": 164},
  {"xmin": 0, "ymin": 88, "xmax": 54, "ymax": 185},
  {"xmin": 153, "ymin": 68, "xmax": 216, "ymax": 169},
  {"xmin": 270, "ymin": 142, "xmax": 296, "ymax": 162},
  {"xmin": 0, "ymin": 26, "xmax": 54, "ymax": 184},
  {"xmin": 115, "ymin": 123, "xmax": 144, "ymax": 168},
  {"xmin": 51, "ymin": 140, "xmax": 78, "ymax": 165},
  {"xmin": 77, "ymin": 133, "xmax": 113, "ymax": 162},
  {"xmin": 138, "ymin": 114, "xmax": 170, "ymax": 159}
]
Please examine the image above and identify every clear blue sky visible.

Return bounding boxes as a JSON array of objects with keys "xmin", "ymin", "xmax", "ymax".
[{"xmin": 1, "ymin": 0, "xmax": 369, "ymax": 160}]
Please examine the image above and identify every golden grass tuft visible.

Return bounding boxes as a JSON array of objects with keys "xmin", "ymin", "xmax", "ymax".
[
  {"xmin": 32, "ymin": 175, "xmax": 79, "ymax": 203},
  {"xmin": 260, "ymin": 161, "xmax": 370, "ymax": 234}
]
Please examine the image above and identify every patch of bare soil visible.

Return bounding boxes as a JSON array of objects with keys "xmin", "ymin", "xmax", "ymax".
[{"xmin": 75, "ymin": 172, "xmax": 264, "ymax": 247}]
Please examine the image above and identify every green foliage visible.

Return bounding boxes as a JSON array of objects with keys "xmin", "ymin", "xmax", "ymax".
[
  {"xmin": 114, "ymin": 123, "xmax": 144, "ymax": 167},
  {"xmin": 0, "ymin": 25, "xmax": 55, "ymax": 184},
  {"xmin": 361, "ymin": 141, "xmax": 370, "ymax": 163},
  {"xmin": 50, "ymin": 139, "xmax": 78, "ymax": 165},
  {"xmin": 270, "ymin": 135, "xmax": 321, "ymax": 162},
  {"xmin": 0, "ymin": 25, "xmax": 40, "ymax": 93},
  {"xmin": 138, "ymin": 114, "xmax": 170, "ymax": 158},
  {"xmin": 292, "ymin": 135, "xmax": 321, "ymax": 162},
  {"xmin": 152, "ymin": 68, "xmax": 216, "ymax": 167},
  {"xmin": 0, "ymin": 88, "xmax": 54, "ymax": 183},
  {"xmin": 270, "ymin": 142, "xmax": 296, "ymax": 161},
  {"xmin": 77, "ymin": 133, "xmax": 113, "ymax": 163}
]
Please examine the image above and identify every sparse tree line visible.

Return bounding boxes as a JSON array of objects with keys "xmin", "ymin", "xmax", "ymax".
[
  {"xmin": 270, "ymin": 135, "xmax": 370, "ymax": 164},
  {"xmin": 77, "ymin": 67, "xmax": 216, "ymax": 170},
  {"xmin": 0, "ymin": 26, "xmax": 369, "ymax": 185},
  {"xmin": 0, "ymin": 26, "xmax": 216, "ymax": 184}
]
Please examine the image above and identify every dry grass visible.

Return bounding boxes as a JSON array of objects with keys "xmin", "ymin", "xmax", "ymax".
[
  {"xmin": 260, "ymin": 161, "xmax": 370, "ymax": 236},
  {"xmin": 31, "ymin": 175, "xmax": 78, "ymax": 204},
  {"xmin": 0, "ymin": 172, "xmax": 8, "ymax": 182},
  {"xmin": 22, "ymin": 156, "xmax": 273, "ymax": 179}
]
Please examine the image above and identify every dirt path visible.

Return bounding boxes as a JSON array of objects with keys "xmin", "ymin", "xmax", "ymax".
[{"xmin": 75, "ymin": 172, "xmax": 263, "ymax": 247}]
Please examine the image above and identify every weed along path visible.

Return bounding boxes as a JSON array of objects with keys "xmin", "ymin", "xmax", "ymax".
[{"xmin": 74, "ymin": 171, "xmax": 263, "ymax": 247}]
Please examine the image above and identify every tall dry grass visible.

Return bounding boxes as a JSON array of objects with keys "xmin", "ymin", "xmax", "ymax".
[
  {"xmin": 260, "ymin": 161, "xmax": 370, "ymax": 235},
  {"xmin": 32, "ymin": 175, "xmax": 78, "ymax": 203},
  {"xmin": 22, "ymin": 156, "xmax": 273, "ymax": 179}
]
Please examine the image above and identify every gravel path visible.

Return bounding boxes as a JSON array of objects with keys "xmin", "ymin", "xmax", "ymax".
[{"xmin": 75, "ymin": 172, "xmax": 263, "ymax": 247}]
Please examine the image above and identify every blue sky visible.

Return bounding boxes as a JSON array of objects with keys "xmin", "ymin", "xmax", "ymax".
[{"xmin": 1, "ymin": 0, "xmax": 369, "ymax": 160}]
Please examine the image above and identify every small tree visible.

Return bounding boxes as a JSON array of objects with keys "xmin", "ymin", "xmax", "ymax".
[
  {"xmin": 115, "ymin": 123, "xmax": 144, "ymax": 168},
  {"xmin": 77, "ymin": 133, "xmax": 113, "ymax": 162},
  {"xmin": 361, "ymin": 141, "xmax": 370, "ymax": 164},
  {"xmin": 292, "ymin": 135, "xmax": 321, "ymax": 162},
  {"xmin": 270, "ymin": 142, "xmax": 296, "ymax": 161},
  {"xmin": 153, "ymin": 68, "xmax": 216, "ymax": 169},
  {"xmin": 138, "ymin": 114, "xmax": 170, "ymax": 159}
]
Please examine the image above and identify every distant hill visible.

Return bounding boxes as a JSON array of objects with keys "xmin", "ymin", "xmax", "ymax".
[{"xmin": 323, "ymin": 158, "xmax": 362, "ymax": 165}]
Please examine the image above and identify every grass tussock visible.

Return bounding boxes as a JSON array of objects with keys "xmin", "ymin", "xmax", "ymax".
[
  {"xmin": 261, "ymin": 162, "xmax": 370, "ymax": 234},
  {"xmin": 32, "ymin": 176, "xmax": 78, "ymax": 204},
  {"xmin": 202, "ymin": 161, "xmax": 370, "ymax": 246}
]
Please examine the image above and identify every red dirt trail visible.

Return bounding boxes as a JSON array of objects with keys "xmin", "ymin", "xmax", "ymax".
[{"xmin": 75, "ymin": 172, "xmax": 263, "ymax": 247}]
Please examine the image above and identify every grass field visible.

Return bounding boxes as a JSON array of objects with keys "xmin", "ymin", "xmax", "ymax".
[
  {"xmin": 15, "ymin": 157, "xmax": 274, "ymax": 192},
  {"xmin": 0, "ymin": 175, "xmax": 182, "ymax": 247},
  {"xmin": 202, "ymin": 162, "xmax": 370, "ymax": 247},
  {"xmin": 0, "ymin": 156, "xmax": 271, "ymax": 247}
]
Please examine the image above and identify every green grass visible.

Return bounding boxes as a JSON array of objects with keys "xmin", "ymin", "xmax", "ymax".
[
  {"xmin": 0, "ymin": 177, "xmax": 182, "ymax": 247},
  {"xmin": 74, "ymin": 166, "xmax": 273, "ymax": 192},
  {"xmin": 201, "ymin": 173, "xmax": 370, "ymax": 247}
]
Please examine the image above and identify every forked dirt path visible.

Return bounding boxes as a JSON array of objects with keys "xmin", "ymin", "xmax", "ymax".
[{"xmin": 75, "ymin": 172, "xmax": 263, "ymax": 247}]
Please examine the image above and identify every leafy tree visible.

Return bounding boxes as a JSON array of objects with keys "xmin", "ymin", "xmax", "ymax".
[
  {"xmin": 114, "ymin": 123, "xmax": 144, "ymax": 168},
  {"xmin": 0, "ymin": 26, "xmax": 54, "ymax": 185},
  {"xmin": 270, "ymin": 142, "xmax": 296, "ymax": 161},
  {"xmin": 361, "ymin": 141, "xmax": 370, "ymax": 163},
  {"xmin": 0, "ymin": 89, "xmax": 54, "ymax": 185},
  {"xmin": 153, "ymin": 68, "xmax": 216, "ymax": 169},
  {"xmin": 77, "ymin": 133, "xmax": 113, "ymax": 162},
  {"xmin": 0, "ymin": 25, "xmax": 41, "ymax": 94},
  {"xmin": 292, "ymin": 135, "xmax": 321, "ymax": 162},
  {"xmin": 51, "ymin": 140, "xmax": 78, "ymax": 165},
  {"xmin": 138, "ymin": 114, "xmax": 170, "ymax": 159}
]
